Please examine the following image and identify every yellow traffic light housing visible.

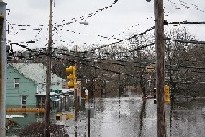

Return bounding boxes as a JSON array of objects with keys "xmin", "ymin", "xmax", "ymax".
[
  {"xmin": 67, "ymin": 80, "xmax": 75, "ymax": 88},
  {"xmin": 66, "ymin": 66, "xmax": 77, "ymax": 88},
  {"xmin": 164, "ymin": 84, "xmax": 170, "ymax": 104}
]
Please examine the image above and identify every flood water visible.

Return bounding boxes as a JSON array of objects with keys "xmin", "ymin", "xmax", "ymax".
[
  {"xmin": 6, "ymin": 96, "xmax": 205, "ymax": 137},
  {"xmin": 67, "ymin": 96, "xmax": 205, "ymax": 137}
]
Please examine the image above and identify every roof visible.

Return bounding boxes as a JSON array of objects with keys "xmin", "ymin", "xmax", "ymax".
[{"xmin": 8, "ymin": 63, "xmax": 62, "ymax": 84}]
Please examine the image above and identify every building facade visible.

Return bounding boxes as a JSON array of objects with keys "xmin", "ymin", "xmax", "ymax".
[{"xmin": 6, "ymin": 63, "xmax": 63, "ymax": 108}]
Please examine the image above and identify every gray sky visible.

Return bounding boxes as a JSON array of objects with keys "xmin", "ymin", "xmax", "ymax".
[{"xmin": 4, "ymin": 0, "xmax": 205, "ymax": 50}]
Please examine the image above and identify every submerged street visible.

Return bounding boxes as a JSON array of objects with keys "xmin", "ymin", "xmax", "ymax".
[
  {"xmin": 2, "ymin": 0, "xmax": 205, "ymax": 136},
  {"xmin": 63, "ymin": 96, "xmax": 205, "ymax": 137}
]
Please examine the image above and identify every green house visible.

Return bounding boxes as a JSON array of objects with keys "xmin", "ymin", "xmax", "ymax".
[{"xmin": 6, "ymin": 63, "xmax": 63, "ymax": 108}]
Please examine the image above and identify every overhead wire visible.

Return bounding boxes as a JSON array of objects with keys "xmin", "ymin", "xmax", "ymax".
[{"xmin": 6, "ymin": 0, "xmax": 121, "ymax": 50}]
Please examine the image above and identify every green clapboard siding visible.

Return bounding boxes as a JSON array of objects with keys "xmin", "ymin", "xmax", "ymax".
[{"xmin": 6, "ymin": 65, "xmax": 37, "ymax": 107}]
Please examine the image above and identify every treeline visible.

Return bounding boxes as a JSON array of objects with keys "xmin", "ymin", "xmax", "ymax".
[{"xmin": 8, "ymin": 27, "xmax": 205, "ymax": 97}]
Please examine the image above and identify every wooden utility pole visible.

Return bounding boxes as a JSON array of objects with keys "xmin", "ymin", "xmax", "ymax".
[
  {"xmin": 0, "ymin": 1, "xmax": 6, "ymax": 136},
  {"xmin": 154, "ymin": 0, "xmax": 166, "ymax": 137},
  {"xmin": 74, "ymin": 45, "xmax": 78, "ymax": 137},
  {"xmin": 0, "ymin": 17, "xmax": 4, "ymax": 136},
  {"xmin": 87, "ymin": 109, "xmax": 91, "ymax": 137},
  {"xmin": 44, "ymin": 0, "xmax": 53, "ymax": 136}
]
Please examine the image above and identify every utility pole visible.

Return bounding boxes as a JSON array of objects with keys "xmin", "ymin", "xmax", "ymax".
[
  {"xmin": 87, "ymin": 109, "xmax": 91, "ymax": 137},
  {"xmin": 74, "ymin": 45, "xmax": 78, "ymax": 137},
  {"xmin": 44, "ymin": 0, "xmax": 53, "ymax": 136},
  {"xmin": 118, "ymin": 73, "xmax": 121, "ymax": 98},
  {"xmin": 154, "ymin": 0, "xmax": 166, "ymax": 137},
  {"xmin": 0, "ymin": 1, "xmax": 6, "ymax": 136}
]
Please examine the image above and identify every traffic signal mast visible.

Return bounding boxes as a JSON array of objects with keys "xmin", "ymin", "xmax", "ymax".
[{"xmin": 66, "ymin": 65, "xmax": 78, "ymax": 135}]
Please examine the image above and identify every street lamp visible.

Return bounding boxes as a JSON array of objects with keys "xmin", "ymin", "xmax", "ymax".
[{"xmin": 79, "ymin": 20, "xmax": 88, "ymax": 25}]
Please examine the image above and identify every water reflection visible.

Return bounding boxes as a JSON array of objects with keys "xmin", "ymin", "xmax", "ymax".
[
  {"xmin": 138, "ymin": 100, "xmax": 146, "ymax": 137},
  {"xmin": 92, "ymin": 97, "xmax": 143, "ymax": 137},
  {"xmin": 91, "ymin": 97, "xmax": 204, "ymax": 137},
  {"xmin": 6, "ymin": 97, "xmax": 205, "ymax": 137},
  {"xmin": 171, "ymin": 98, "xmax": 205, "ymax": 137}
]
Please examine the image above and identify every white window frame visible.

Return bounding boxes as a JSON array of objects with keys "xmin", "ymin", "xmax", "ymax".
[
  {"xmin": 14, "ymin": 78, "xmax": 20, "ymax": 88},
  {"xmin": 21, "ymin": 95, "xmax": 27, "ymax": 107}
]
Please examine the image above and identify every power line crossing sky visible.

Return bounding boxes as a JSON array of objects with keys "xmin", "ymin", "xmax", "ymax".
[{"xmin": 4, "ymin": 0, "xmax": 205, "ymax": 50}]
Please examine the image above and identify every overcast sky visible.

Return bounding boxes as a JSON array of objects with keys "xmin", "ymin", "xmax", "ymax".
[{"xmin": 4, "ymin": 0, "xmax": 205, "ymax": 50}]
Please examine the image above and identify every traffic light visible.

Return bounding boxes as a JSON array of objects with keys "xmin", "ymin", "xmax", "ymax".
[
  {"xmin": 164, "ymin": 84, "xmax": 170, "ymax": 104},
  {"xmin": 66, "ymin": 66, "xmax": 77, "ymax": 89}
]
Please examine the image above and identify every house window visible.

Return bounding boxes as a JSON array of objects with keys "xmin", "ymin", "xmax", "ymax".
[
  {"xmin": 14, "ymin": 78, "xmax": 20, "ymax": 88},
  {"xmin": 21, "ymin": 95, "xmax": 27, "ymax": 107}
]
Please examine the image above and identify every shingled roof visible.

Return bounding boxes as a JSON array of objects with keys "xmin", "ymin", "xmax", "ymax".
[{"xmin": 8, "ymin": 63, "xmax": 62, "ymax": 84}]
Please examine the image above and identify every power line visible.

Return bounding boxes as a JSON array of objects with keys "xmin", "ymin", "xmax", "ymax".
[
  {"xmin": 174, "ymin": 39, "xmax": 205, "ymax": 44},
  {"xmin": 169, "ymin": 21, "xmax": 205, "ymax": 25}
]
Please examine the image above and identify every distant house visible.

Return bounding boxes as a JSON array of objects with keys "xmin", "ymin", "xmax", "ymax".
[{"xmin": 6, "ymin": 63, "xmax": 63, "ymax": 108}]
